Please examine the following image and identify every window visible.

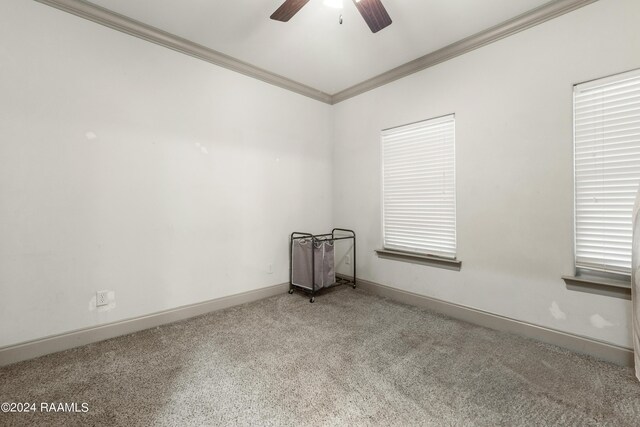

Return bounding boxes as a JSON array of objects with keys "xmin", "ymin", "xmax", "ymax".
[
  {"xmin": 574, "ymin": 69, "xmax": 640, "ymax": 276},
  {"xmin": 381, "ymin": 114, "xmax": 456, "ymax": 259}
]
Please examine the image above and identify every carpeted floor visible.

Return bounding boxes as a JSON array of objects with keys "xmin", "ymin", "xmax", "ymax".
[{"xmin": 1, "ymin": 286, "xmax": 639, "ymax": 426}]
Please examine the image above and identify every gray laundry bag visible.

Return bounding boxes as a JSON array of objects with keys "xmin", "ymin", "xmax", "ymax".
[{"xmin": 292, "ymin": 239, "xmax": 335, "ymax": 290}]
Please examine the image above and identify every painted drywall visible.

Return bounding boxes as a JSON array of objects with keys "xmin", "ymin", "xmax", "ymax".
[
  {"xmin": 332, "ymin": 0, "xmax": 640, "ymax": 347},
  {"xmin": 0, "ymin": 0, "xmax": 332, "ymax": 347}
]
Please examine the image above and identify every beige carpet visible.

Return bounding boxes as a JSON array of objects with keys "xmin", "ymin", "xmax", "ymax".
[{"xmin": 1, "ymin": 286, "xmax": 639, "ymax": 426}]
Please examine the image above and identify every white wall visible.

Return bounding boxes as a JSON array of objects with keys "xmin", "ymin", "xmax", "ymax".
[
  {"xmin": 332, "ymin": 0, "xmax": 640, "ymax": 347},
  {"xmin": 0, "ymin": 1, "xmax": 333, "ymax": 347}
]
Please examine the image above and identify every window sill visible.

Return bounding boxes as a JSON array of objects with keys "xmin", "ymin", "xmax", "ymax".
[
  {"xmin": 561, "ymin": 275, "xmax": 631, "ymax": 300},
  {"xmin": 375, "ymin": 249, "xmax": 462, "ymax": 271}
]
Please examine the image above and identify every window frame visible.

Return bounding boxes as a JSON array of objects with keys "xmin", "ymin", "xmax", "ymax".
[
  {"xmin": 380, "ymin": 114, "xmax": 457, "ymax": 263},
  {"xmin": 571, "ymin": 68, "xmax": 640, "ymax": 281}
]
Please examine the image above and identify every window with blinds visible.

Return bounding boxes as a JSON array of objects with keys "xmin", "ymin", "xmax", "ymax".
[
  {"xmin": 382, "ymin": 114, "xmax": 456, "ymax": 258},
  {"xmin": 574, "ymin": 69, "xmax": 640, "ymax": 276}
]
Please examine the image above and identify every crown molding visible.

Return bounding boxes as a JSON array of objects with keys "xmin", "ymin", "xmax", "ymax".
[
  {"xmin": 35, "ymin": 0, "xmax": 598, "ymax": 105},
  {"xmin": 331, "ymin": 0, "xmax": 599, "ymax": 103},
  {"xmin": 34, "ymin": 0, "xmax": 333, "ymax": 104}
]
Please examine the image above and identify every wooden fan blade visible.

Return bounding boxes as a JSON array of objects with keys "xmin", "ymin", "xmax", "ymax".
[
  {"xmin": 352, "ymin": 0, "xmax": 392, "ymax": 33},
  {"xmin": 270, "ymin": 0, "xmax": 311, "ymax": 22}
]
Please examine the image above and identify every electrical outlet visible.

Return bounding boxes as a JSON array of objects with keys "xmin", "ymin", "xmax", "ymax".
[
  {"xmin": 96, "ymin": 290, "xmax": 109, "ymax": 307},
  {"xmin": 346, "ymin": 255, "xmax": 351, "ymax": 265}
]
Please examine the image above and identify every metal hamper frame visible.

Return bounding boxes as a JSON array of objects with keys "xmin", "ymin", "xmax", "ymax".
[{"xmin": 288, "ymin": 228, "xmax": 356, "ymax": 303}]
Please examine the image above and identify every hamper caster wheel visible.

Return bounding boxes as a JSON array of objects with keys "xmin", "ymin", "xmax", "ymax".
[
  {"xmin": 352, "ymin": 285, "xmax": 356, "ymax": 289},
  {"xmin": 288, "ymin": 289, "xmax": 294, "ymax": 294},
  {"xmin": 310, "ymin": 297, "xmax": 315, "ymax": 303}
]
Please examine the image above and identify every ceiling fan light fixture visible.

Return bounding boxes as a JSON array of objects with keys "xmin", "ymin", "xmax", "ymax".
[
  {"xmin": 323, "ymin": 0, "xmax": 344, "ymax": 9},
  {"xmin": 271, "ymin": 0, "xmax": 391, "ymax": 33}
]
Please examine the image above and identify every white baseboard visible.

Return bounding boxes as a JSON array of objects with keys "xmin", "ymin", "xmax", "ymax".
[
  {"xmin": 348, "ymin": 275, "xmax": 634, "ymax": 367},
  {"xmin": 0, "ymin": 283, "xmax": 288, "ymax": 367}
]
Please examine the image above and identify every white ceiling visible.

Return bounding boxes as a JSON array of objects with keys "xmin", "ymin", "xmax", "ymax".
[{"xmin": 89, "ymin": 0, "xmax": 552, "ymax": 94}]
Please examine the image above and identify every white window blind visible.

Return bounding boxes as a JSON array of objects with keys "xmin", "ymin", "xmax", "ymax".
[
  {"xmin": 382, "ymin": 114, "xmax": 456, "ymax": 258},
  {"xmin": 574, "ymin": 69, "xmax": 640, "ymax": 275}
]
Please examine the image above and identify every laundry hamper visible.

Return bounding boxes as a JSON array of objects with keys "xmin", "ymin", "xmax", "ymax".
[{"xmin": 289, "ymin": 229, "xmax": 356, "ymax": 303}]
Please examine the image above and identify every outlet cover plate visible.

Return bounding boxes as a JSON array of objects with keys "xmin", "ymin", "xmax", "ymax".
[{"xmin": 96, "ymin": 290, "xmax": 109, "ymax": 307}]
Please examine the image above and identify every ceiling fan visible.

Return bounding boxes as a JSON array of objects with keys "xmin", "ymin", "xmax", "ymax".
[{"xmin": 270, "ymin": 0, "xmax": 392, "ymax": 33}]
